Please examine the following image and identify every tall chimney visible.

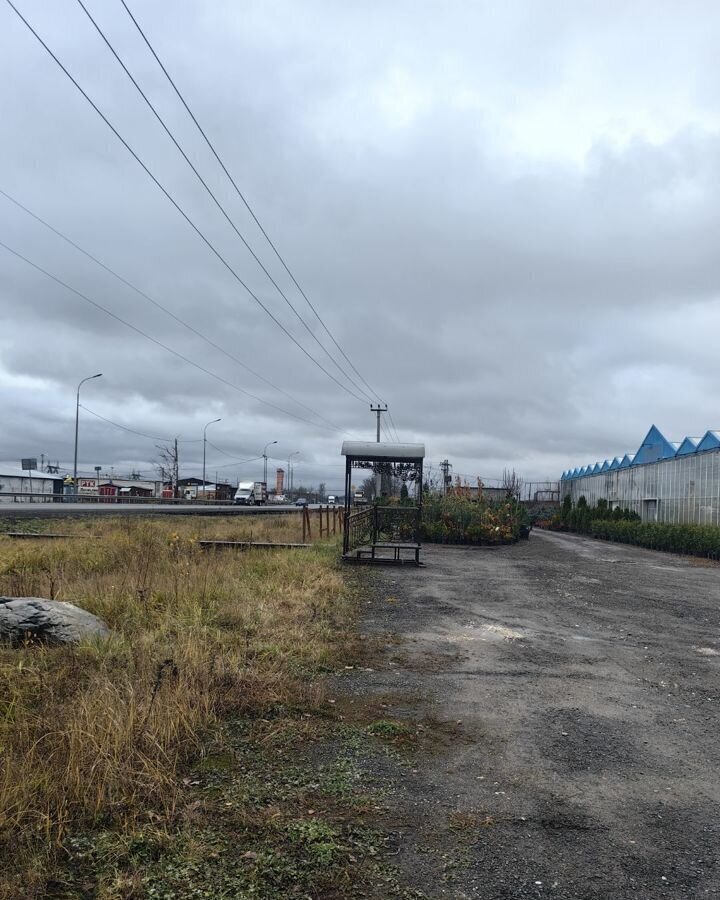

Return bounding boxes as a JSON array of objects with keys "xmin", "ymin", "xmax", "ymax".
[{"xmin": 276, "ymin": 467, "xmax": 285, "ymax": 495}]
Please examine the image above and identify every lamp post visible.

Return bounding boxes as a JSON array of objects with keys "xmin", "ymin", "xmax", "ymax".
[
  {"xmin": 263, "ymin": 440, "xmax": 278, "ymax": 485},
  {"xmin": 202, "ymin": 418, "xmax": 221, "ymax": 499},
  {"xmin": 288, "ymin": 450, "xmax": 300, "ymax": 499},
  {"xmin": 73, "ymin": 373, "xmax": 102, "ymax": 498}
]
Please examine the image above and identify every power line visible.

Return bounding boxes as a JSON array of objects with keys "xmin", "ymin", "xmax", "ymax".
[
  {"xmin": 386, "ymin": 409, "xmax": 401, "ymax": 442},
  {"xmin": 79, "ymin": 404, "xmax": 202, "ymax": 443},
  {"xmin": 119, "ymin": 0, "xmax": 384, "ymax": 407},
  {"xmin": 0, "ymin": 186, "xmax": 341, "ymax": 433},
  {"xmin": 0, "ymin": 237, "xmax": 339, "ymax": 432},
  {"xmin": 74, "ymin": 0, "xmax": 373, "ymax": 406},
  {"xmin": 80, "ymin": 404, "xmax": 176, "ymax": 442},
  {"xmin": 4, "ymin": 0, "xmax": 368, "ymax": 405}
]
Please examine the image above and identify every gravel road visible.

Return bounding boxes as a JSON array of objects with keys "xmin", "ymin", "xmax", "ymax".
[{"xmin": 348, "ymin": 530, "xmax": 720, "ymax": 899}]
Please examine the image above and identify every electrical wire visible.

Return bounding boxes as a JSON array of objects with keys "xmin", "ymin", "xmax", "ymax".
[
  {"xmin": 0, "ymin": 237, "xmax": 339, "ymax": 432},
  {"xmin": 74, "ymin": 0, "xmax": 372, "ymax": 405},
  {"xmin": 4, "ymin": 0, "xmax": 368, "ymax": 404},
  {"xmin": 0, "ymin": 187, "xmax": 342, "ymax": 433},
  {"xmin": 386, "ymin": 409, "xmax": 401, "ymax": 442},
  {"xmin": 79, "ymin": 404, "xmax": 204, "ymax": 443},
  {"xmin": 119, "ymin": 0, "xmax": 384, "ymax": 407}
]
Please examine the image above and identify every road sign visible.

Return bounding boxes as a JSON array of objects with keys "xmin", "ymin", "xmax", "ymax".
[{"xmin": 21, "ymin": 458, "xmax": 37, "ymax": 471}]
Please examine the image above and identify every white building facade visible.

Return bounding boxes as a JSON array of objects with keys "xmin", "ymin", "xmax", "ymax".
[
  {"xmin": 561, "ymin": 425, "xmax": 720, "ymax": 525},
  {"xmin": 0, "ymin": 468, "xmax": 63, "ymax": 503}
]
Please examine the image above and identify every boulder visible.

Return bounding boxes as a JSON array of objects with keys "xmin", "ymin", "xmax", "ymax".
[{"xmin": 0, "ymin": 597, "xmax": 111, "ymax": 646}]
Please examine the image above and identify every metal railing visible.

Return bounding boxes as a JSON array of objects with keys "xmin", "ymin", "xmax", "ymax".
[{"xmin": 343, "ymin": 505, "xmax": 421, "ymax": 555}]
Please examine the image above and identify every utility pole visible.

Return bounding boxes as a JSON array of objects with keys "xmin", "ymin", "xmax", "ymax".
[
  {"xmin": 370, "ymin": 403, "xmax": 388, "ymax": 442},
  {"xmin": 174, "ymin": 437, "xmax": 179, "ymax": 499},
  {"xmin": 440, "ymin": 459, "xmax": 452, "ymax": 496},
  {"xmin": 370, "ymin": 404, "xmax": 387, "ymax": 498}
]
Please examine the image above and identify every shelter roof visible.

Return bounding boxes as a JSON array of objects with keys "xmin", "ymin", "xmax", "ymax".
[{"xmin": 341, "ymin": 441, "xmax": 425, "ymax": 461}]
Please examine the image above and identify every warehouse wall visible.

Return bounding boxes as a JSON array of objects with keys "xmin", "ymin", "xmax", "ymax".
[{"xmin": 561, "ymin": 449, "xmax": 720, "ymax": 525}]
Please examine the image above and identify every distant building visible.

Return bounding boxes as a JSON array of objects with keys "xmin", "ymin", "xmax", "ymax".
[
  {"xmin": 561, "ymin": 424, "xmax": 720, "ymax": 524},
  {"xmin": 0, "ymin": 468, "xmax": 62, "ymax": 502}
]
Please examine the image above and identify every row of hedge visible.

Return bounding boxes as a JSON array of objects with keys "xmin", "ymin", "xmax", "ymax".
[
  {"xmin": 554, "ymin": 496, "xmax": 720, "ymax": 558},
  {"xmin": 421, "ymin": 494, "xmax": 527, "ymax": 545},
  {"xmin": 587, "ymin": 519, "xmax": 720, "ymax": 558}
]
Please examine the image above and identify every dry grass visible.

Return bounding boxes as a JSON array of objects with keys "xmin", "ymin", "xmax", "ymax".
[{"xmin": 0, "ymin": 515, "xmax": 347, "ymax": 897}]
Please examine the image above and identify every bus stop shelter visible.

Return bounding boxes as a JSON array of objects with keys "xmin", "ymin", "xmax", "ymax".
[{"xmin": 341, "ymin": 441, "xmax": 425, "ymax": 564}]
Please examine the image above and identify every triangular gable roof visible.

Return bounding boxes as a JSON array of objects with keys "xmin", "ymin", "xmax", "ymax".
[
  {"xmin": 676, "ymin": 437, "xmax": 699, "ymax": 456},
  {"xmin": 619, "ymin": 454, "xmax": 635, "ymax": 468},
  {"xmin": 609, "ymin": 457, "xmax": 621, "ymax": 470},
  {"xmin": 591, "ymin": 463, "xmax": 602, "ymax": 474},
  {"xmin": 600, "ymin": 460, "xmax": 611, "ymax": 472},
  {"xmin": 632, "ymin": 425, "xmax": 676, "ymax": 464},
  {"xmin": 572, "ymin": 468, "xmax": 580, "ymax": 478},
  {"xmin": 696, "ymin": 431, "xmax": 720, "ymax": 452}
]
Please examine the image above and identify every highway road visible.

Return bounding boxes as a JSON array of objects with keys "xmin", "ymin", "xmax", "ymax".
[{"xmin": 0, "ymin": 503, "xmax": 322, "ymax": 520}]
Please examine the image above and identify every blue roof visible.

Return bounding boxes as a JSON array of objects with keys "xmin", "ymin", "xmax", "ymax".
[
  {"xmin": 696, "ymin": 431, "xmax": 720, "ymax": 452},
  {"xmin": 592, "ymin": 463, "xmax": 602, "ymax": 474},
  {"xmin": 619, "ymin": 453, "xmax": 635, "ymax": 469},
  {"xmin": 676, "ymin": 436, "xmax": 700, "ymax": 456},
  {"xmin": 609, "ymin": 457, "xmax": 621, "ymax": 470},
  {"xmin": 632, "ymin": 425, "xmax": 677, "ymax": 465},
  {"xmin": 600, "ymin": 460, "xmax": 611, "ymax": 472}
]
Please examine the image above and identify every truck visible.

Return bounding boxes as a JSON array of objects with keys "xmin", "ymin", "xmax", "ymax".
[
  {"xmin": 353, "ymin": 490, "xmax": 366, "ymax": 507},
  {"xmin": 233, "ymin": 481, "xmax": 267, "ymax": 505}
]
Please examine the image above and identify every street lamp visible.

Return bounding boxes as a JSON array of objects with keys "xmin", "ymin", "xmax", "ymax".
[
  {"xmin": 263, "ymin": 440, "xmax": 278, "ymax": 485},
  {"xmin": 288, "ymin": 450, "xmax": 300, "ymax": 499},
  {"xmin": 202, "ymin": 418, "xmax": 221, "ymax": 498},
  {"xmin": 73, "ymin": 373, "xmax": 102, "ymax": 497}
]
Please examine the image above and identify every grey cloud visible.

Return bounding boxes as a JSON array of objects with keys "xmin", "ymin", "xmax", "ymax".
[{"xmin": 2, "ymin": 1, "xmax": 720, "ymax": 485}]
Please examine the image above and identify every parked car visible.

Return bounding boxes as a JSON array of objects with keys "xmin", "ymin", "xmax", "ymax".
[{"xmin": 295, "ymin": 497, "xmax": 308, "ymax": 507}]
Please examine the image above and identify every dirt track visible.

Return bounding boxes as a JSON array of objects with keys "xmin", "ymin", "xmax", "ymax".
[{"xmin": 346, "ymin": 530, "xmax": 720, "ymax": 898}]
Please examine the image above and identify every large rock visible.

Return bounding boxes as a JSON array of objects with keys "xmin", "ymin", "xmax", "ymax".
[{"xmin": 0, "ymin": 597, "xmax": 111, "ymax": 645}]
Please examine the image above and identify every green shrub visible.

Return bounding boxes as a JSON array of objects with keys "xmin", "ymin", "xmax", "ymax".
[
  {"xmin": 422, "ymin": 494, "xmax": 524, "ymax": 545},
  {"xmin": 589, "ymin": 519, "xmax": 720, "ymax": 558}
]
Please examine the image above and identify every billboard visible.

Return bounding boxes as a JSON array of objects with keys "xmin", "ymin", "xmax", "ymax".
[{"xmin": 78, "ymin": 478, "xmax": 98, "ymax": 495}]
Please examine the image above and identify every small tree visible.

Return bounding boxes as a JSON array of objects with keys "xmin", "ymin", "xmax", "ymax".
[
  {"xmin": 561, "ymin": 494, "xmax": 572, "ymax": 524},
  {"xmin": 155, "ymin": 443, "xmax": 179, "ymax": 497},
  {"xmin": 361, "ymin": 476, "xmax": 377, "ymax": 501},
  {"xmin": 502, "ymin": 468, "xmax": 524, "ymax": 501}
]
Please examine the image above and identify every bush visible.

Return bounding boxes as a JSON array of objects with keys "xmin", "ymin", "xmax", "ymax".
[
  {"xmin": 589, "ymin": 519, "xmax": 720, "ymax": 558},
  {"xmin": 422, "ymin": 494, "xmax": 526, "ymax": 545}
]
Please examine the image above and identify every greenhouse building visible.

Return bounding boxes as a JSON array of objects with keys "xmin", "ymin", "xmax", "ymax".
[{"xmin": 560, "ymin": 425, "xmax": 720, "ymax": 525}]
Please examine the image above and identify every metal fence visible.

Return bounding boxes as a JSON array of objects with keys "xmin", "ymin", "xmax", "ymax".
[{"xmin": 343, "ymin": 505, "xmax": 421, "ymax": 555}]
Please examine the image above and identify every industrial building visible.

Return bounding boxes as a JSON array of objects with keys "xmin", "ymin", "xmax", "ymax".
[
  {"xmin": 0, "ymin": 467, "xmax": 62, "ymax": 502},
  {"xmin": 560, "ymin": 425, "xmax": 720, "ymax": 524}
]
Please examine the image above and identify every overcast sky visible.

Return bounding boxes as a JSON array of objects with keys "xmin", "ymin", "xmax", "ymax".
[{"xmin": 2, "ymin": 1, "xmax": 720, "ymax": 490}]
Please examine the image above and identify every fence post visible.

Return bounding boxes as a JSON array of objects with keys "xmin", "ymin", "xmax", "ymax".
[{"xmin": 326, "ymin": 504, "xmax": 330, "ymax": 535}]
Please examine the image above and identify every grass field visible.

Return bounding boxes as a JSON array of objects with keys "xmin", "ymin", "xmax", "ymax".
[{"xmin": 0, "ymin": 515, "xmax": 396, "ymax": 898}]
